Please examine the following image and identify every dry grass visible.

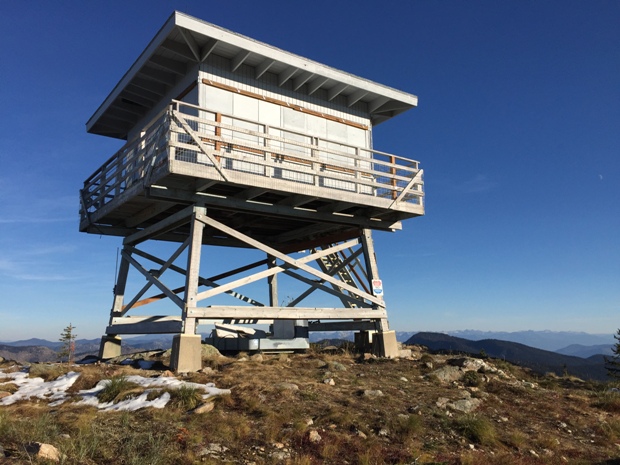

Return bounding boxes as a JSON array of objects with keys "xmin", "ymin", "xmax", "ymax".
[{"xmin": 1, "ymin": 349, "xmax": 620, "ymax": 464}]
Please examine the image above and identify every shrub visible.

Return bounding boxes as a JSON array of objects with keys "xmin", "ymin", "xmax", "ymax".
[
  {"xmin": 28, "ymin": 364, "xmax": 68, "ymax": 381},
  {"xmin": 167, "ymin": 385, "xmax": 204, "ymax": 410},
  {"xmin": 591, "ymin": 390, "xmax": 620, "ymax": 413},
  {"xmin": 97, "ymin": 375, "xmax": 139, "ymax": 404},
  {"xmin": 454, "ymin": 414, "xmax": 497, "ymax": 446},
  {"xmin": 462, "ymin": 370, "xmax": 482, "ymax": 387}
]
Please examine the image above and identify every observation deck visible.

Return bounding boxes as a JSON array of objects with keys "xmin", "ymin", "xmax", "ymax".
[{"xmin": 80, "ymin": 100, "xmax": 424, "ymax": 250}]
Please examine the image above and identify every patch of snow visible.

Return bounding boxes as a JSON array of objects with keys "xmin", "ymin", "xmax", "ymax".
[
  {"xmin": 0, "ymin": 367, "xmax": 230, "ymax": 412},
  {"xmin": 0, "ymin": 371, "xmax": 80, "ymax": 406}
]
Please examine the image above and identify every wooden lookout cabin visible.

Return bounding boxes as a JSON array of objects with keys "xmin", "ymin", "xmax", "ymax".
[{"xmin": 81, "ymin": 11, "xmax": 424, "ymax": 371}]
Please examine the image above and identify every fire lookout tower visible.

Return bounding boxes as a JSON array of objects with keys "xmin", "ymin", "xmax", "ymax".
[{"xmin": 81, "ymin": 12, "xmax": 424, "ymax": 371}]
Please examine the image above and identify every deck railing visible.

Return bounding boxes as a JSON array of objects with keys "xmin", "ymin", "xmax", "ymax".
[{"xmin": 80, "ymin": 100, "xmax": 423, "ymax": 223}]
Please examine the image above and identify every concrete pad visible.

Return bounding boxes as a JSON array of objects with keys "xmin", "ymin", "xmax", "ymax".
[
  {"xmin": 170, "ymin": 334, "xmax": 202, "ymax": 372},
  {"xmin": 99, "ymin": 335, "xmax": 122, "ymax": 359},
  {"xmin": 372, "ymin": 330, "xmax": 399, "ymax": 358}
]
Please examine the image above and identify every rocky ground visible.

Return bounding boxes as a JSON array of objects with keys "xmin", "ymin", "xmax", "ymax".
[{"xmin": 0, "ymin": 344, "xmax": 619, "ymax": 464}]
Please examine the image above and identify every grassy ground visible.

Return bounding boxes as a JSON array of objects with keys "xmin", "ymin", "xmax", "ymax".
[{"xmin": 1, "ymin": 346, "xmax": 620, "ymax": 464}]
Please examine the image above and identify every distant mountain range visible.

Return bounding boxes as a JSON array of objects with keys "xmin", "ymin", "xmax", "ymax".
[
  {"xmin": 1, "ymin": 331, "xmax": 614, "ymax": 379},
  {"xmin": 0, "ymin": 335, "xmax": 174, "ymax": 363},
  {"xmin": 308, "ymin": 330, "xmax": 614, "ymax": 357},
  {"xmin": 406, "ymin": 332, "xmax": 609, "ymax": 381}
]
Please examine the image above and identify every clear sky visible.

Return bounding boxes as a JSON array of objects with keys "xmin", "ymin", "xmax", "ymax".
[{"xmin": 0, "ymin": 1, "xmax": 618, "ymax": 341}]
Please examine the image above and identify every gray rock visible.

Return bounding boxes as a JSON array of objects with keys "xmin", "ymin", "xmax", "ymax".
[
  {"xmin": 327, "ymin": 361, "xmax": 347, "ymax": 371},
  {"xmin": 323, "ymin": 378, "xmax": 335, "ymax": 386},
  {"xmin": 448, "ymin": 357, "xmax": 488, "ymax": 372},
  {"xmin": 271, "ymin": 450, "xmax": 291, "ymax": 460},
  {"xmin": 363, "ymin": 389, "xmax": 384, "ymax": 398},
  {"xmin": 192, "ymin": 402, "xmax": 215, "ymax": 414},
  {"xmin": 429, "ymin": 365, "xmax": 463, "ymax": 383},
  {"xmin": 448, "ymin": 398, "xmax": 482, "ymax": 413},
  {"xmin": 308, "ymin": 430, "xmax": 322, "ymax": 443},
  {"xmin": 25, "ymin": 443, "xmax": 62, "ymax": 462},
  {"xmin": 200, "ymin": 443, "xmax": 228, "ymax": 456},
  {"xmin": 201, "ymin": 344, "xmax": 222, "ymax": 358}
]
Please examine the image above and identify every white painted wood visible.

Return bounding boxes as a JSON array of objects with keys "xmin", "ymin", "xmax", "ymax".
[{"xmin": 188, "ymin": 306, "xmax": 388, "ymax": 320}]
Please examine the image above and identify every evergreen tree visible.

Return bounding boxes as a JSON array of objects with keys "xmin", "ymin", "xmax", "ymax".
[
  {"xmin": 58, "ymin": 323, "xmax": 77, "ymax": 364},
  {"xmin": 604, "ymin": 329, "xmax": 620, "ymax": 380}
]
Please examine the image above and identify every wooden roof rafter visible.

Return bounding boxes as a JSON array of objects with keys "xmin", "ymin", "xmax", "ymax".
[{"xmin": 87, "ymin": 11, "xmax": 418, "ymax": 140}]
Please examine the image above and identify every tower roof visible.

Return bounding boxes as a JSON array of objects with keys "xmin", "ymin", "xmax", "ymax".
[{"xmin": 87, "ymin": 11, "xmax": 418, "ymax": 140}]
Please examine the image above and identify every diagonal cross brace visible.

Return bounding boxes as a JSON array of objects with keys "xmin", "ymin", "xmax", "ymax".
[
  {"xmin": 119, "ymin": 239, "xmax": 191, "ymax": 315},
  {"xmin": 195, "ymin": 214, "xmax": 384, "ymax": 306},
  {"xmin": 121, "ymin": 249, "xmax": 185, "ymax": 310},
  {"xmin": 130, "ymin": 247, "xmax": 266, "ymax": 307},
  {"xmin": 194, "ymin": 238, "xmax": 361, "ymax": 302},
  {"xmin": 171, "ymin": 110, "xmax": 229, "ymax": 182},
  {"xmin": 388, "ymin": 169, "xmax": 423, "ymax": 209},
  {"xmin": 288, "ymin": 247, "xmax": 363, "ymax": 307}
]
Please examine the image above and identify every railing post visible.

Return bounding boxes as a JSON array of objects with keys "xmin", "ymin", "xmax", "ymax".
[{"xmin": 390, "ymin": 155, "xmax": 397, "ymax": 200}]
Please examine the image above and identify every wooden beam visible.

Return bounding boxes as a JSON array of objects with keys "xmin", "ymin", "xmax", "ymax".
[
  {"xmin": 125, "ymin": 202, "xmax": 173, "ymax": 228},
  {"xmin": 196, "ymin": 216, "xmax": 383, "ymax": 306},
  {"xmin": 255, "ymin": 59, "xmax": 275, "ymax": 79},
  {"xmin": 293, "ymin": 71, "xmax": 313, "ymax": 91},
  {"xmin": 149, "ymin": 55, "xmax": 187, "ymax": 76},
  {"xmin": 122, "ymin": 249, "xmax": 185, "ymax": 309},
  {"xmin": 200, "ymin": 38, "xmax": 219, "ymax": 62},
  {"xmin": 308, "ymin": 320, "xmax": 377, "ymax": 332},
  {"xmin": 188, "ymin": 306, "xmax": 387, "ymax": 320},
  {"xmin": 328, "ymin": 82, "xmax": 348, "ymax": 101},
  {"xmin": 194, "ymin": 238, "xmax": 359, "ymax": 301},
  {"xmin": 307, "ymin": 77, "xmax": 329, "ymax": 95},
  {"xmin": 278, "ymin": 66, "xmax": 297, "ymax": 86},
  {"xmin": 107, "ymin": 316, "xmax": 183, "ymax": 334},
  {"xmin": 123, "ymin": 205, "xmax": 194, "ymax": 246},
  {"xmin": 232, "ymin": 50, "xmax": 251, "ymax": 72},
  {"xmin": 147, "ymin": 186, "xmax": 404, "ymax": 232},
  {"xmin": 171, "ymin": 111, "xmax": 229, "ymax": 181},
  {"xmin": 347, "ymin": 89, "xmax": 368, "ymax": 107},
  {"xmin": 178, "ymin": 27, "xmax": 201, "ymax": 61},
  {"xmin": 121, "ymin": 239, "xmax": 190, "ymax": 314}
]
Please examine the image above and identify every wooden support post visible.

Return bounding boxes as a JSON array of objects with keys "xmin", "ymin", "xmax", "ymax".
[
  {"xmin": 360, "ymin": 229, "xmax": 397, "ymax": 356},
  {"xmin": 267, "ymin": 255, "xmax": 278, "ymax": 306},
  {"xmin": 111, "ymin": 248, "xmax": 130, "ymax": 317},
  {"xmin": 171, "ymin": 205, "xmax": 205, "ymax": 372},
  {"xmin": 99, "ymin": 248, "xmax": 130, "ymax": 359},
  {"xmin": 183, "ymin": 205, "xmax": 206, "ymax": 335}
]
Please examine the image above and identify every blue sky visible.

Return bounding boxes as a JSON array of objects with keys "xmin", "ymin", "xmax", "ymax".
[{"xmin": 0, "ymin": 1, "xmax": 618, "ymax": 341}]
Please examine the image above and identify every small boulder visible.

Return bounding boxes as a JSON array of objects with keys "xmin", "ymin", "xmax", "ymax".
[
  {"xmin": 448, "ymin": 398, "xmax": 482, "ymax": 413},
  {"xmin": 429, "ymin": 365, "xmax": 463, "ymax": 383},
  {"xmin": 192, "ymin": 402, "xmax": 215, "ymax": 414},
  {"xmin": 25, "ymin": 443, "xmax": 62, "ymax": 462},
  {"xmin": 308, "ymin": 430, "xmax": 322, "ymax": 443},
  {"xmin": 362, "ymin": 389, "xmax": 384, "ymax": 398},
  {"xmin": 201, "ymin": 344, "xmax": 222, "ymax": 358}
]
